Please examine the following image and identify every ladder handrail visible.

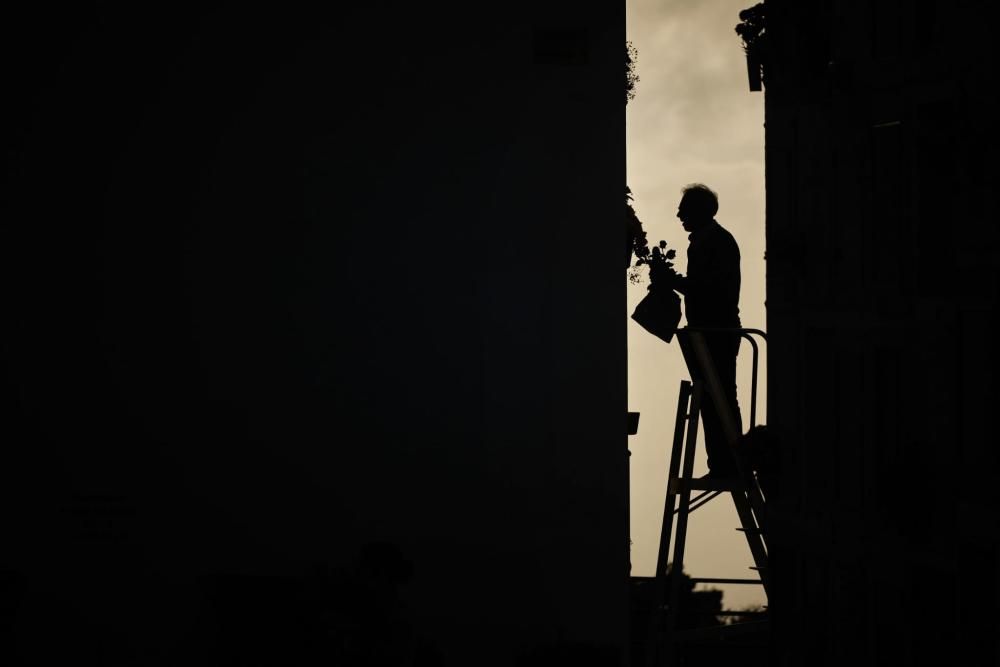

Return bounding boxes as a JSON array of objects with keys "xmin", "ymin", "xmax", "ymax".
[
  {"xmin": 675, "ymin": 327, "xmax": 767, "ymax": 429},
  {"xmin": 677, "ymin": 328, "xmax": 770, "ymax": 540}
]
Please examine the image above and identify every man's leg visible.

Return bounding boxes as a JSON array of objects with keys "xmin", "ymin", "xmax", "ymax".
[{"xmin": 701, "ymin": 334, "xmax": 742, "ymax": 475}]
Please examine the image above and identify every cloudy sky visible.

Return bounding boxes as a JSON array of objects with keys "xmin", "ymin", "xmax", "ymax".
[{"xmin": 627, "ymin": 0, "xmax": 766, "ymax": 610}]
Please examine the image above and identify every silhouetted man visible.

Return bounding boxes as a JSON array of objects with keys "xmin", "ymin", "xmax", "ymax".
[{"xmin": 653, "ymin": 184, "xmax": 742, "ymax": 477}]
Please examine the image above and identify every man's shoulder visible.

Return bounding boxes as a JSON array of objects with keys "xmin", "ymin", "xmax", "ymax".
[
  {"xmin": 709, "ymin": 220, "xmax": 740, "ymax": 251},
  {"xmin": 711, "ymin": 219, "xmax": 735, "ymax": 238}
]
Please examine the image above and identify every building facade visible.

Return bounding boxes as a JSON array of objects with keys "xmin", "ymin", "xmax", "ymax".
[
  {"xmin": 2, "ymin": 4, "xmax": 628, "ymax": 665},
  {"xmin": 763, "ymin": 1, "xmax": 999, "ymax": 664}
]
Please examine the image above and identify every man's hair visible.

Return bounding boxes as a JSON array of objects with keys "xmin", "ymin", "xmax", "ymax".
[{"xmin": 681, "ymin": 183, "xmax": 719, "ymax": 218}]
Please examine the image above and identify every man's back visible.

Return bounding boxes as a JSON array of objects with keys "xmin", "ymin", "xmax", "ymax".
[{"xmin": 684, "ymin": 219, "xmax": 741, "ymax": 328}]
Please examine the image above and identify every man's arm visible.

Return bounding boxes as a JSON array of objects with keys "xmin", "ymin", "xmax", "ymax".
[
  {"xmin": 671, "ymin": 274, "xmax": 688, "ymax": 294},
  {"xmin": 649, "ymin": 262, "xmax": 686, "ymax": 292},
  {"xmin": 667, "ymin": 233, "xmax": 739, "ymax": 299}
]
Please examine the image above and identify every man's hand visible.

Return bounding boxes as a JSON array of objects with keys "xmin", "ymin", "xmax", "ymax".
[{"xmin": 649, "ymin": 262, "xmax": 680, "ymax": 290}]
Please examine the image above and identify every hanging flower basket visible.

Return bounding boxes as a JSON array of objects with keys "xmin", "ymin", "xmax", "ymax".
[{"xmin": 736, "ymin": 3, "xmax": 766, "ymax": 92}]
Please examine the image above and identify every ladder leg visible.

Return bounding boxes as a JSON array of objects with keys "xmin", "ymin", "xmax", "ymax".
[
  {"xmin": 730, "ymin": 489, "xmax": 770, "ymax": 599},
  {"xmin": 661, "ymin": 383, "xmax": 703, "ymax": 666},
  {"xmin": 645, "ymin": 381, "xmax": 693, "ymax": 667},
  {"xmin": 743, "ymin": 478, "xmax": 769, "ymax": 548},
  {"xmin": 655, "ymin": 382, "xmax": 693, "ymax": 578},
  {"xmin": 730, "ymin": 433, "xmax": 769, "ymax": 550}
]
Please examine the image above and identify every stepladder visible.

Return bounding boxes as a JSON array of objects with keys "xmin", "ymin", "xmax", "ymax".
[{"xmin": 643, "ymin": 327, "xmax": 770, "ymax": 667}]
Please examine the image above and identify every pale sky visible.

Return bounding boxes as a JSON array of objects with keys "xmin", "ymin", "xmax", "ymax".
[{"xmin": 627, "ymin": 0, "xmax": 767, "ymax": 611}]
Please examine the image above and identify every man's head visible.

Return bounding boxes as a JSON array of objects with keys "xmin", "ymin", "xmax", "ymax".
[{"xmin": 677, "ymin": 183, "xmax": 718, "ymax": 232}]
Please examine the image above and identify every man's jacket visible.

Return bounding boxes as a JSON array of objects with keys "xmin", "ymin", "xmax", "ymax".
[{"xmin": 684, "ymin": 219, "xmax": 741, "ymax": 328}]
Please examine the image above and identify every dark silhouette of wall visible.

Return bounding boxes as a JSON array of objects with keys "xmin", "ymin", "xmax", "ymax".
[
  {"xmin": 1, "ymin": 3, "xmax": 627, "ymax": 665},
  {"xmin": 763, "ymin": 1, "xmax": 999, "ymax": 665}
]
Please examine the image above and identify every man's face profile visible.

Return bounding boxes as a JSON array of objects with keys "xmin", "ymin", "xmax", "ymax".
[{"xmin": 677, "ymin": 194, "xmax": 699, "ymax": 233}]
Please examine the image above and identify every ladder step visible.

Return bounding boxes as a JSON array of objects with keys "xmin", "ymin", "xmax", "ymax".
[
  {"xmin": 736, "ymin": 527, "xmax": 764, "ymax": 534},
  {"xmin": 669, "ymin": 477, "xmax": 742, "ymax": 493}
]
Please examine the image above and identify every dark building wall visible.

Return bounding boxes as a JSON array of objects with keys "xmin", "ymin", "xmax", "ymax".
[
  {"xmin": 1, "ymin": 4, "xmax": 626, "ymax": 665},
  {"xmin": 764, "ymin": 1, "xmax": 999, "ymax": 665}
]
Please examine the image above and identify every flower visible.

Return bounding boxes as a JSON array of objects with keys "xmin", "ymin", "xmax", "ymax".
[
  {"xmin": 626, "ymin": 42, "xmax": 640, "ymax": 104},
  {"xmin": 626, "ymin": 188, "xmax": 679, "ymax": 286}
]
